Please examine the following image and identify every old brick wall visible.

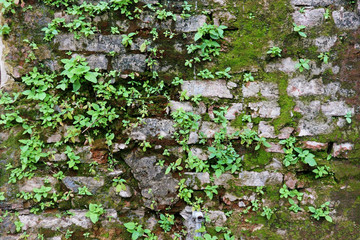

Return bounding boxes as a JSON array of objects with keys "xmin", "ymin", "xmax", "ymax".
[{"xmin": 0, "ymin": 0, "xmax": 360, "ymax": 239}]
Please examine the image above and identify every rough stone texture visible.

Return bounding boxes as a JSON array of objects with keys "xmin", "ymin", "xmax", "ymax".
[
  {"xmin": 169, "ymin": 101, "xmax": 206, "ymax": 115},
  {"xmin": 184, "ymin": 172, "xmax": 210, "ymax": 190},
  {"xmin": 190, "ymin": 147, "xmax": 208, "ymax": 161},
  {"xmin": 19, "ymin": 177, "xmax": 58, "ymax": 193},
  {"xmin": 332, "ymin": 143, "xmax": 354, "ymax": 158},
  {"xmin": 292, "ymin": 8, "xmax": 325, "ymax": 27},
  {"xmin": 62, "ymin": 176, "xmax": 104, "ymax": 194},
  {"xmin": 314, "ymin": 35, "xmax": 337, "ymax": 52},
  {"xmin": 291, "ymin": 0, "xmax": 342, "ymax": 6},
  {"xmin": 258, "ymin": 121, "xmax": 276, "ymax": 138},
  {"xmin": 277, "ymin": 127, "xmax": 294, "ymax": 139},
  {"xmin": 236, "ymin": 171, "xmax": 283, "ymax": 186},
  {"xmin": 129, "ymin": 118, "xmax": 176, "ymax": 140},
  {"xmin": 321, "ymin": 101, "xmax": 354, "ymax": 117},
  {"xmin": 213, "ymin": 173, "xmax": 235, "ymax": 188},
  {"xmin": 182, "ymin": 80, "xmax": 233, "ymax": 98},
  {"xmin": 74, "ymin": 54, "xmax": 108, "ymax": 70},
  {"xmin": 297, "ymin": 119, "xmax": 334, "ymax": 136},
  {"xmin": 207, "ymin": 211, "xmax": 227, "ymax": 226},
  {"xmin": 242, "ymin": 82, "xmax": 279, "ymax": 99},
  {"xmin": 199, "ymin": 121, "xmax": 237, "ymax": 138},
  {"xmin": 265, "ymin": 143, "xmax": 284, "ymax": 153},
  {"xmin": 265, "ymin": 57, "xmax": 297, "ymax": 73},
  {"xmin": 112, "ymin": 54, "xmax": 147, "ymax": 72},
  {"xmin": 332, "ymin": 9, "xmax": 360, "ymax": 30},
  {"xmin": 301, "ymin": 141, "xmax": 328, "ymax": 151},
  {"xmin": 117, "ymin": 185, "xmax": 133, "ymax": 198},
  {"xmin": 55, "ymin": 34, "xmax": 125, "ymax": 52},
  {"xmin": 248, "ymin": 101, "xmax": 281, "ymax": 118},
  {"xmin": 124, "ymin": 152, "xmax": 179, "ymax": 207},
  {"xmin": 224, "ymin": 103, "xmax": 243, "ymax": 120},
  {"xmin": 287, "ymin": 76, "xmax": 324, "ymax": 97},
  {"xmin": 175, "ymin": 15, "xmax": 207, "ymax": 32}
]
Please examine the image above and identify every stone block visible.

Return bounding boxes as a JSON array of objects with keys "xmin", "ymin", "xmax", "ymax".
[
  {"xmin": 112, "ymin": 54, "xmax": 147, "ymax": 72},
  {"xmin": 321, "ymin": 101, "xmax": 354, "ymax": 117},
  {"xmin": 73, "ymin": 54, "xmax": 108, "ymax": 70},
  {"xmin": 129, "ymin": 118, "xmax": 176, "ymax": 140},
  {"xmin": 236, "ymin": 171, "xmax": 283, "ymax": 186},
  {"xmin": 62, "ymin": 176, "xmax": 104, "ymax": 194},
  {"xmin": 55, "ymin": 34, "xmax": 125, "ymax": 53},
  {"xmin": 265, "ymin": 57, "xmax": 297, "ymax": 73},
  {"xmin": 332, "ymin": 143, "xmax": 354, "ymax": 158},
  {"xmin": 265, "ymin": 143, "xmax": 284, "ymax": 153},
  {"xmin": 333, "ymin": 10, "xmax": 360, "ymax": 30},
  {"xmin": 175, "ymin": 15, "xmax": 207, "ymax": 32},
  {"xmin": 19, "ymin": 177, "xmax": 58, "ymax": 193},
  {"xmin": 314, "ymin": 36, "xmax": 337, "ymax": 52},
  {"xmin": 184, "ymin": 172, "xmax": 210, "ymax": 190},
  {"xmin": 224, "ymin": 103, "xmax": 243, "ymax": 120},
  {"xmin": 287, "ymin": 76, "xmax": 324, "ymax": 97},
  {"xmin": 292, "ymin": 8, "xmax": 325, "ymax": 27},
  {"xmin": 258, "ymin": 121, "xmax": 276, "ymax": 138},
  {"xmin": 291, "ymin": 0, "xmax": 342, "ymax": 6},
  {"xmin": 248, "ymin": 101, "xmax": 281, "ymax": 119},
  {"xmin": 169, "ymin": 101, "xmax": 206, "ymax": 115},
  {"xmin": 182, "ymin": 80, "xmax": 233, "ymax": 98},
  {"xmin": 301, "ymin": 141, "xmax": 328, "ymax": 151}
]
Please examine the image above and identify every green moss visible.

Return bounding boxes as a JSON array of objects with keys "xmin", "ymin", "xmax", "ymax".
[{"xmin": 243, "ymin": 148, "xmax": 272, "ymax": 169}]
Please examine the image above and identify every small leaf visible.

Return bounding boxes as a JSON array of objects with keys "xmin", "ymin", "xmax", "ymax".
[
  {"xmin": 325, "ymin": 215, "xmax": 333, "ymax": 222},
  {"xmin": 85, "ymin": 72, "xmax": 99, "ymax": 83}
]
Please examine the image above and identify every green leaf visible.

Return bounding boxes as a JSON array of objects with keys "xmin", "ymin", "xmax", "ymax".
[
  {"xmin": 84, "ymin": 72, "xmax": 99, "ymax": 83},
  {"xmin": 124, "ymin": 222, "xmax": 136, "ymax": 230},
  {"xmin": 73, "ymin": 80, "xmax": 81, "ymax": 92},
  {"xmin": 325, "ymin": 215, "xmax": 332, "ymax": 222},
  {"xmin": 299, "ymin": 31, "xmax": 307, "ymax": 38},
  {"xmin": 89, "ymin": 214, "xmax": 98, "ymax": 223}
]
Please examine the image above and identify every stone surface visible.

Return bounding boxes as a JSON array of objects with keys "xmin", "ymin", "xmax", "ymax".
[
  {"xmin": 175, "ymin": 15, "xmax": 207, "ymax": 32},
  {"xmin": 169, "ymin": 101, "xmax": 206, "ymax": 115},
  {"xmin": 213, "ymin": 173, "xmax": 235, "ymax": 188},
  {"xmin": 236, "ymin": 171, "xmax": 283, "ymax": 186},
  {"xmin": 332, "ymin": 143, "xmax": 354, "ymax": 158},
  {"xmin": 265, "ymin": 143, "xmax": 284, "ymax": 153},
  {"xmin": 208, "ymin": 211, "xmax": 227, "ymax": 226},
  {"xmin": 55, "ymin": 34, "xmax": 125, "ymax": 52},
  {"xmin": 124, "ymin": 152, "xmax": 179, "ymax": 207},
  {"xmin": 321, "ymin": 101, "xmax": 354, "ymax": 117},
  {"xmin": 19, "ymin": 177, "xmax": 58, "ymax": 193},
  {"xmin": 277, "ymin": 127, "xmax": 294, "ymax": 139},
  {"xmin": 248, "ymin": 101, "xmax": 281, "ymax": 118},
  {"xmin": 76, "ymin": 54, "xmax": 108, "ymax": 70},
  {"xmin": 333, "ymin": 10, "xmax": 360, "ymax": 30},
  {"xmin": 118, "ymin": 185, "xmax": 132, "ymax": 198},
  {"xmin": 292, "ymin": 8, "xmax": 325, "ymax": 27},
  {"xmin": 182, "ymin": 80, "xmax": 233, "ymax": 98},
  {"xmin": 243, "ymin": 81, "xmax": 279, "ymax": 99},
  {"xmin": 287, "ymin": 76, "xmax": 324, "ymax": 97},
  {"xmin": 258, "ymin": 121, "xmax": 276, "ymax": 138},
  {"xmin": 265, "ymin": 57, "xmax": 297, "ymax": 73},
  {"xmin": 184, "ymin": 172, "xmax": 210, "ymax": 190},
  {"xmin": 297, "ymin": 119, "xmax": 334, "ymax": 136},
  {"xmin": 224, "ymin": 103, "xmax": 243, "ymax": 120},
  {"xmin": 190, "ymin": 147, "xmax": 208, "ymax": 161},
  {"xmin": 314, "ymin": 36, "xmax": 337, "ymax": 52},
  {"xmin": 301, "ymin": 141, "xmax": 328, "ymax": 151},
  {"xmin": 62, "ymin": 176, "xmax": 104, "ymax": 194},
  {"xmin": 129, "ymin": 118, "xmax": 175, "ymax": 140},
  {"xmin": 112, "ymin": 54, "xmax": 147, "ymax": 72},
  {"xmin": 291, "ymin": 0, "xmax": 342, "ymax": 6}
]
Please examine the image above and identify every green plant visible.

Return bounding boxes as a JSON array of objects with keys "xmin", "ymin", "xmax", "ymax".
[
  {"xmin": 299, "ymin": 7, "xmax": 305, "ymax": 13},
  {"xmin": 85, "ymin": 203, "xmax": 105, "ymax": 224},
  {"xmin": 158, "ymin": 213, "xmax": 175, "ymax": 232},
  {"xmin": 121, "ymin": 32, "xmax": 138, "ymax": 47},
  {"xmin": 33, "ymin": 186, "xmax": 52, "ymax": 202},
  {"xmin": 324, "ymin": 9, "xmax": 330, "ymax": 20},
  {"xmin": 64, "ymin": 146, "xmax": 81, "ymax": 170},
  {"xmin": 194, "ymin": 23, "xmax": 227, "ymax": 42},
  {"xmin": 14, "ymin": 220, "xmax": 24, "ymax": 232},
  {"xmin": 112, "ymin": 178, "xmax": 126, "ymax": 192},
  {"xmin": 293, "ymin": 23, "xmax": 307, "ymax": 37},
  {"xmin": 197, "ymin": 69, "xmax": 214, "ymax": 79},
  {"xmin": 318, "ymin": 52, "xmax": 329, "ymax": 64},
  {"xmin": 111, "ymin": 26, "xmax": 120, "ymax": 34},
  {"xmin": 312, "ymin": 165, "xmax": 330, "ymax": 178},
  {"xmin": 124, "ymin": 222, "xmax": 157, "ymax": 240},
  {"xmin": 215, "ymin": 67, "xmax": 232, "ymax": 79},
  {"xmin": 0, "ymin": 24, "xmax": 10, "ymax": 35},
  {"xmin": 243, "ymin": 72, "xmax": 254, "ymax": 82},
  {"xmin": 204, "ymin": 185, "xmax": 218, "ymax": 200},
  {"xmin": 267, "ymin": 46, "xmax": 282, "ymax": 57},
  {"xmin": 309, "ymin": 202, "xmax": 332, "ymax": 222},
  {"xmin": 0, "ymin": 192, "xmax": 4, "ymax": 200},
  {"xmin": 345, "ymin": 111, "xmax": 352, "ymax": 123},
  {"xmin": 65, "ymin": 229, "xmax": 73, "ymax": 239},
  {"xmin": 261, "ymin": 206, "xmax": 274, "ymax": 220},
  {"xmin": 78, "ymin": 186, "xmax": 93, "ymax": 195},
  {"xmin": 295, "ymin": 59, "xmax": 310, "ymax": 72}
]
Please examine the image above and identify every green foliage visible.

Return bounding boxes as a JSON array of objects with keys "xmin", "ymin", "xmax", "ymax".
[
  {"xmin": 308, "ymin": 202, "xmax": 332, "ymax": 222},
  {"xmin": 318, "ymin": 52, "xmax": 329, "ymax": 64},
  {"xmin": 112, "ymin": 178, "xmax": 126, "ymax": 192},
  {"xmin": 194, "ymin": 23, "xmax": 227, "ymax": 41},
  {"xmin": 78, "ymin": 186, "xmax": 93, "ymax": 195},
  {"xmin": 295, "ymin": 59, "xmax": 310, "ymax": 72},
  {"xmin": 215, "ymin": 67, "xmax": 232, "ymax": 79},
  {"xmin": 324, "ymin": 9, "xmax": 330, "ymax": 20},
  {"xmin": 85, "ymin": 203, "xmax": 105, "ymax": 223},
  {"xmin": 0, "ymin": 0, "xmax": 17, "ymax": 14},
  {"xmin": 122, "ymin": 32, "xmax": 138, "ymax": 47},
  {"xmin": 204, "ymin": 185, "xmax": 218, "ymax": 200},
  {"xmin": 293, "ymin": 23, "xmax": 307, "ymax": 37},
  {"xmin": 0, "ymin": 24, "xmax": 11, "ymax": 35},
  {"xmin": 197, "ymin": 69, "xmax": 215, "ymax": 79},
  {"xmin": 14, "ymin": 220, "xmax": 24, "ymax": 232},
  {"xmin": 0, "ymin": 192, "xmax": 5, "ymax": 200},
  {"xmin": 267, "ymin": 46, "xmax": 282, "ymax": 57},
  {"xmin": 158, "ymin": 213, "xmax": 175, "ymax": 232},
  {"xmin": 124, "ymin": 222, "xmax": 158, "ymax": 240},
  {"xmin": 345, "ymin": 111, "xmax": 352, "ymax": 123},
  {"xmin": 42, "ymin": 17, "xmax": 65, "ymax": 41},
  {"xmin": 312, "ymin": 165, "xmax": 330, "ymax": 179},
  {"xmin": 43, "ymin": 0, "xmax": 74, "ymax": 7},
  {"xmin": 33, "ymin": 186, "xmax": 52, "ymax": 202},
  {"xmin": 261, "ymin": 206, "xmax": 274, "ymax": 220},
  {"xmin": 243, "ymin": 72, "xmax": 254, "ymax": 82}
]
